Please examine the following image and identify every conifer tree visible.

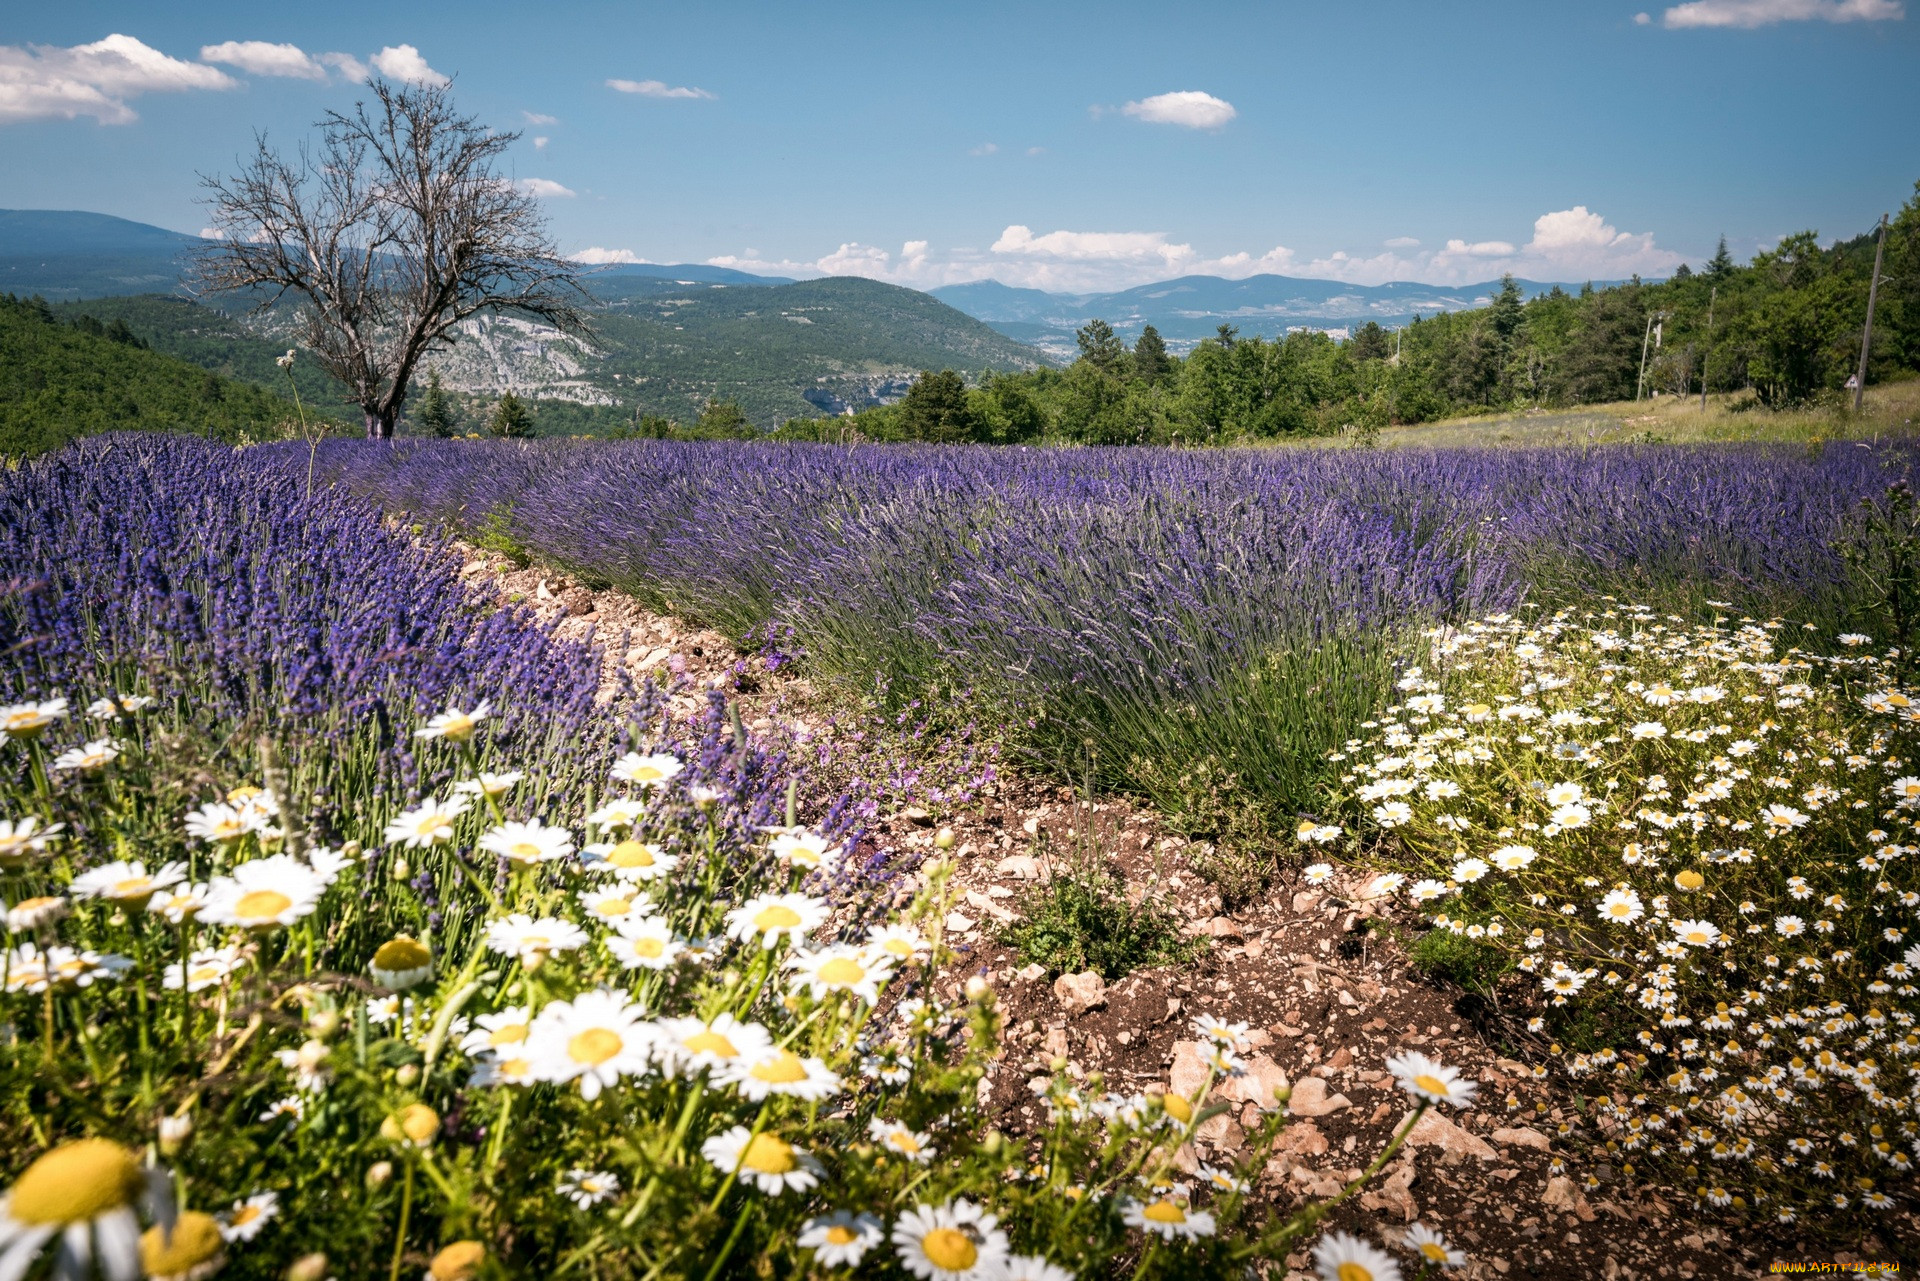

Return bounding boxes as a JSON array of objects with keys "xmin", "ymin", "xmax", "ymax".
[
  {"xmin": 415, "ymin": 369, "xmax": 458, "ymax": 437},
  {"xmin": 487, "ymin": 390, "xmax": 535, "ymax": 438}
]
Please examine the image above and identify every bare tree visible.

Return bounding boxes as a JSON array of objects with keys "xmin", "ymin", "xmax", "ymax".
[{"xmin": 195, "ymin": 79, "xmax": 588, "ymax": 440}]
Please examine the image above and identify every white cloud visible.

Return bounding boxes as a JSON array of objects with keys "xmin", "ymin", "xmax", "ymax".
[
  {"xmin": 522, "ymin": 110, "xmax": 558, "ymax": 125},
  {"xmin": 1635, "ymin": 10, "xmax": 1655, "ymax": 21},
  {"xmin": 0, "ymin": 33, "xmax": 235, "ymax": 125},
  {"xmin": 317, "ymin": 51, "xmax": 368, "ymax": 81},
  {"xmin": 199, "ymin": 40, "xmax": 327, "ymax": 81},
  {"xmin": 968, "ymin": 142, "xmax": 997, "ymax": 156},
  {"xmin": 368, "ymin": 44, "xmax": 448, "ymax": 87},
  {"xmin": 518, "ymin": 178, "xmax": 575, "ymax": 198},
  {"xmin": 1026, "ymin": 145, "xmax": 1046, "ymax": 156},
  {"xmin": 533, "ymin": 135, "xmax": 549, "ymax": 149},
  {"xmin": 1661, "ymin": 0, "xmax": 1902, "ymax": 24},
  {"xmin": 1120, "ymin": 90, "xmax": 1236, "ymax": 129},
  {"xmin": 689, "ymin": 204, "xmax": 1682, "ymax": 293},
  {"xmin": 607, "ymin": 78, "xmax": 715, "ymax": 100},
  {"xmin": 572, "ymin": 247, "xmax": 647, "ymax": 264}
]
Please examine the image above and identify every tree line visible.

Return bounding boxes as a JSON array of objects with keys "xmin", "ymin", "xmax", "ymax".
[{"xmin": 773, "ymin": 181, "xmax": 1920, "ymax": 446}]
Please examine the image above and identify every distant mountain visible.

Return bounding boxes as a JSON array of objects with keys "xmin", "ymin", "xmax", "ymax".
[
  {"xmin": 585, "ymin": 262, "xmax": 795, "ymax": 287},
  {"xmin": 0, "ymin": 209, "xmax": 205, "ymax": 300},
  {"xmin": 932, "ymin": 272, "xmax": 1604, "ymax": 357}
]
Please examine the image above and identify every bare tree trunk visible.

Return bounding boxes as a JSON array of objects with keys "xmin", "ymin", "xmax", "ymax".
[{"xmin": 364, "ymin": 407, "xmax": 395, "ymax": 440}]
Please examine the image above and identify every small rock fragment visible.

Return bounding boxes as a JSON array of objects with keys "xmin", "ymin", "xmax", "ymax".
[
  {"xmin": 1286, "ymin": 1077, "xmax": 1352, "ymax": 1118},
  {"xmin": 1403, "ymin": 1109, "xmax": 1497, "ymax": 1161},
  {"xmin": 1492, "ymin": 1126, "xmax": 1553, "ymax": 1152},
  {"xmin": 1053, "ymin": 970, "xmax": 1107, "ymax": 1017}
]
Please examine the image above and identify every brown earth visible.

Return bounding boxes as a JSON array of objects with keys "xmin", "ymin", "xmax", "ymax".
[{"xmin": 464, "ymin": 549, "xmax": 1911, "ymax": 1281}]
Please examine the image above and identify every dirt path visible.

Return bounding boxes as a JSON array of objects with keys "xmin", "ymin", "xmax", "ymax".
[{"xmin": 465, "ymin": 550, "xmax": 1900, "ymax": 1280}]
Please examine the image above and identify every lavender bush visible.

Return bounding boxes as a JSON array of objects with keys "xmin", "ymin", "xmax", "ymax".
[{"xmin": 310, "ymin": 438, "xmax": 1914, "ymax": 823}]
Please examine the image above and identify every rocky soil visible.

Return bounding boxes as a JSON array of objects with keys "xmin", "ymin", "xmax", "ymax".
[{"xmin": 464, "ymin": 549, "xmax": 1908, "ymax": 1281}]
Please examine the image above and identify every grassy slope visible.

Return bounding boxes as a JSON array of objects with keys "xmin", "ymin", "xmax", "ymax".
[
  {"xmin": 0, "ymin": 297, "xmax": 309, "ymax": 456},
  {"xmin": 1322, "ymin": 377, "xmax": 1920, "ymax": 450}
]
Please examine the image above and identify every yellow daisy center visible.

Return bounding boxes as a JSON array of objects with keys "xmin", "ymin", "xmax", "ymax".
[
  {"xmin": 1142, "ymin": 1199, "xmax": 1186, "ymax": 1224},
  {"xmin": 509, "ymin": 842, "xmax": 543, "ymax": 861},
  {"xmin": 750, "ymin": 1050, "xmax": 809, "ymax": 1084},
  {"xmin": 631, "ymin": 937, "xmax": 666, "ymax": 958},
  {"xmin": 234, "ymin": 889, "xmax": 292, "ymax": 922},
  {"xmin": 440, "ymin": 714, "xmax": 474, "ymax": 738},
  {"xmin": 879, "ymin": 938, "xmax": 913, "ymax": 957},
  {"xmin": 568, "ymin": 1028, "xmax": 624, "ymax": 1065},
  {"xmin": 1419, "ymin": 1243, "xmax": 1447, "ymax": 1262},
  {"xmin": 489, "ymin": 1025, "xmax": 528, "ymax": 1047},
  {"xmin": 188, "ymin": 965, "xmax": 221, "ymax": 984},
  {"xmin": 887, "ymin": 1131, "xmax": 922, "ymax": 1154},
  {"xmin": 683, "ymin": 1030, "xmax": 738, "ymax": 1058},
  {"xmin": 753, "ymin": 905, "xmax": 803, "ymax": 930},
  {"xmin": 110, "ymin": 877, "xmax": 152, "ymax": 897},
  {"xmin": 816, "ymin": 957, "xmax": 867, "ymax": 986},
  {"xmin": 921, "ymin": 1228, "xmax": 978, "ymax": 1271},
  {"xmin": 498, "ymin": 1056, "xmax": 531, "ymax": 1077},
  {"xmin": 1162, "ymin": 1094, "xmax": 1193, "ymax": 1122},
  {"xmin": 1413, "ymin": 1073, "xmax": 1450, "ymax": 1096},
  {"xmin": 825, "ymin": 1225, "xmax": 857, "ymax": 1245},
  {"xmin": 609, "ymin": 841, "xmax": 655, "ymax": 868},
  {"xmin": 230, "ymin": 1205, "xmax": 261, "ymax": 1227},
  {"xmin": 740, "ymin": 1134, "xmax": 795, "ymax": 1174},
  {"xmin": 9, "ymin": 1139, "xmax": 142, "ymax": 1225},
  {"xmin": 593, "ymin": 896, "xmax": 632, "ymax": 916},
  {"xmin": 1338, "ymin": 1264, "xmax": 1376, "ymax": 1281},
  {"xmin": 373, "ymin": 938, "xmax": 431, "ymax": 970}
]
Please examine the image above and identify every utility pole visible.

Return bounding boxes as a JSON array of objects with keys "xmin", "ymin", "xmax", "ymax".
[
  {"xmin": 1700, "ymin": 285, "xmax": 1715, "ymax": 412},
  {"xmin": 1636, "ymin": 311, "xmax": 1659, "ymax": 401},
  {"xmin": 1854, "ymin": 213, "xmax": 1889, "ymax": 415}
]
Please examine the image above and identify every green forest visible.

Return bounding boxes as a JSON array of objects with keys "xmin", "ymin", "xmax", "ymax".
[
  {"xmin": 0, "ymin": 292, "xmax": 311, "ymax": 457},
  {"xmin": 791, "ymin": 181, "xmax": 1920, "ymax": 446}
]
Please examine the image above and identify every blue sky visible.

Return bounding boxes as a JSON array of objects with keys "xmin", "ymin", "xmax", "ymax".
[{"xmin": 1, "ymin": 0, "xmax": 1915, "ymax": 291}]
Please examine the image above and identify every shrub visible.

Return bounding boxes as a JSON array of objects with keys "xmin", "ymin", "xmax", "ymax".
[
  {"xmin": 999, "ymin": 847, "xmax": 1200, "ymax": 980},
  {"xmin": 1330, "ymin": 605, "xmax": 1920, "ymax": 1227}
]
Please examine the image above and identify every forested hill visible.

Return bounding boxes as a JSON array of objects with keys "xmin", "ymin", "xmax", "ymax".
[{"xmin": 0, "ymin": 293, "xmax": 310, "ymax": 457}]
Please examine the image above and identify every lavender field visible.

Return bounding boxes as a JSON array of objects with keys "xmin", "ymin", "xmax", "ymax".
[{"xmin": 311, "ymin": 437, "xmax": 1911, "ymax": 818}]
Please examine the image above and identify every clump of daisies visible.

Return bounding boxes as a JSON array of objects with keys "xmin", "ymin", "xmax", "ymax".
[
  {"xmin": 1328, "ymin": 606, "xmax": 1920, "ymax": 1225},
  {"xmin": 1, "ymin": 688, "xmax": 1445, "ymax": 1278}
]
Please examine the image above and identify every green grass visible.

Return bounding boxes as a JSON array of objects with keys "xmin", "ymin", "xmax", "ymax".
[{"xmin": 1000, "ymin": 848, "xmax": 1202, "ymax": 980}]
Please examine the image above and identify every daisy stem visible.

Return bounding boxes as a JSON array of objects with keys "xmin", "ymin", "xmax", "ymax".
[
  {"xmin": 387, "ymin": 1159, "xmax": 415, "ymax": 1281},
  {"xmin": 623, "ymin": 1080, "xmax": 707, "ymax": 1229},
  {"xmin": 1130, "ymin": 1241, "xmax": 1162, "ymax": 1277},
  {"xmin": 485, "ymin": 1089, "xmax": 514, "ymax": 1173},
  {"xmin": 698, "ymin": 1202, "xmax": 754, "ymax": 1281}
]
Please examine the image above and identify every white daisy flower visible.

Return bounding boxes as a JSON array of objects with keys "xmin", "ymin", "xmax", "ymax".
[
  {"xmin": 606, "ymin": 917, "xmax": 685, "ymax": 970},
  {"xmin": 718, "ymin": 1047, "xmax": 841, "ymax": 1102},
  {"xmin": 51, "ymin": 739, "xmax": 120, "ymax": 772},
  {"xmin": 1598, "ymin": 888, "xmax": 1644, "ymax": 924},
  {"xmin": 1312, "ymin": 1230, "xmax": 1402, "ymax": 1281},
  {"xmin": 184, "ymin": 802, "xmax": 251, "ymax": 846},
  {"xmin": 382, "ymin": 795, "xmax": 471, "ymax": 849},
  {"xmin": 68, "ymin": 859, "xmax": 186, "ymax": 906},
  {"xmin": 1451, "ymin": 857, "xmax": 1490, "ymax": 883},
  {"xmin": 200, "ymin": 856, "xmax": 327, "ymax": 931},
  {"xmin": 525, "ymin": 988, "xmax": 654, "ymax": 1100},
  {"xmin": 786, "ymin": 945, "xmax": 894, "ymax": 1002},
  {"xmin": 891, "ymin": 1199, "xmax": 1009, "ymax": 1281},
  {"xmin": 865, "ymin": 923, "xmax": 931, "ymax": 963},
  {"xmin": 86, "ymin": 695, "xmax": 154, "ymax": 719},
  {"xmin": 576, "ymin": 886, "xmax": 652, "ymax": 927},
  {"xmin": 610, "ymin": 751, "xmax": 684, "ymax": 789},
  {"xmin": 369, "ymin": 936, "xmax": 433, "ymax": 990},
  {"xmin": 1385, "ymin": 1052, "xmax": 1478, "ymax": 1108},
  {"xmin": 163, "ymin": 946, "xmax": 244, "ymax": 993},
  {"xmin": 257, "ymin": 1096, "xmax": 304, "ymax": 1124},
  {"xmin": 1121, "ymin": 1195, "xmax": 1216, "ymax": 1240},
  {"xmin": 798, "ymin": 1212, "xmax": 883, "ymax": 1267},
  {"xmin": 479, "ymin": 819, "xmax": 574, "ymax": 867},
  {"xmin": 699, "ymin": 1127, "xmax": 820, "ymax": 1195},
  {"xmin": 467, "ymin": 1051, "xmax": 539, "ymax": 1089},
  {"xmin": 1409, "ymin": 879, "xmax": 1450, "ymax": 903},
  {"xmin": 1670, "ymin": 919, "xmax": 1722, "ymax": 948},
  {"xmin": 724, "ymin": 893, "xmax": 828, "ymax": 950},
  {"xmin": 586, "ymin": 798, "xmax": 648, "ymax": 831},
  {"xmin": 581, "ymin": 839, "xmax": 678, "ymax": 882},
  {"xmin": 867, "ymin": 1118, "xmax": 935, "ymax": 1163},
  {"xmin": 1303, "ymin": 863, "xmax": 1334, "ymax": 885},
  {"xmin": 0, "ymin": 1138, "xmax": 143, "ymax": 1281},
  {"xmin": 482, "ymin": 914, "xmax": 587, "ymax": 966},
  {"xmin": 0, "ymin": 816, "xmax": 62, "ymax": 868},
  {"xmin": 770, "ymin": 828, "xmax": 841, "ymax": 870},
  {"xmin": 148, "ymin": 883, "xmax": 208, "ymax": 924},
  {"xmin": 0, "ymin": 698, "xmax": 68, "ymax": 740},
  {"xmin": 556, "ymin": 1169, "xmax": 620, "ymax": 1209},
  {"xmin": 1490, "ymin": 844, "xmax": 1537, "ymax": 872},
  {"xmin": 1629, "ymin": 721, "xmax": 1668, "ymax": 741},
  {"xmin": 460, "ymin": 1006, "xmax": 533, "ymax": 1058},
  {"xmin": 220, "ymin": 1191, "xmax": 278, "ymax": 1242},
  {"xmin": 453, "ymin": 771, "xmax": 525, "ymax": 799},
  {"xmin": 1002, "ymin": 1257, "xmax": 1075, "ymax": 1281},
  {"xmin": 414, "ymin": 701, "xmax": 491, "ymax": 743},
  {"xmin": 1544, "ymin": 782, "xmax": 1585, "ymax": 807},
  {"xmin": 1761, "ymin": 803, "xmax": 1809, "ymax": 834},
  {"xmin": 651, "ymin": 1014, "xmax": 771, "ymax": 1077}
]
